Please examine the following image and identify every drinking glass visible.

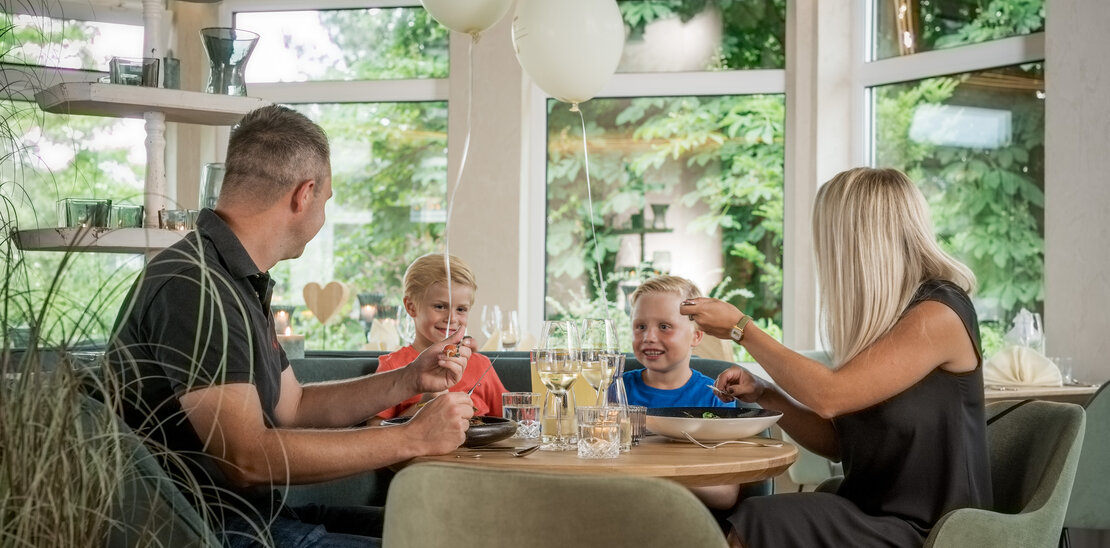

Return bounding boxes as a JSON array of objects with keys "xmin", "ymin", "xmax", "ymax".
[
  {"xmin": 396, "ymin": 306, "xmax": 416, "ymax": 346},
  {"xmin": 534, "ymin": 320, "xmax": 581, "ymax": 451},
  {"xmin": 579, "ymin": 318, "xmax": 620, "ymax": 405},
  {"xmin": 481, "ymin": 304, "xmax": 502, "ymax": 340},
  {"xmin": 575, "ymin": 406, "xmax": 621, "ymax": 459},
  {"xmin": 502, "ymin": 392, "xmax": 541, "ymax": 440},
  {"xmin": 501, "ymin": 310, "xmax": 520, "ymax": 351}
]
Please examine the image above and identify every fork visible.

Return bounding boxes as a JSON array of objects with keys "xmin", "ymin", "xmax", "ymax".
[{"xmin": 682, "ymin": 431, "xmax": 783, "ymax": 448}]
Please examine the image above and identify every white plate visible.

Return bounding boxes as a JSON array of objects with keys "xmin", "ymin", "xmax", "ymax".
[{"xmin": 646, "ymin": 407, "xmax": 782, "ymax": 443}]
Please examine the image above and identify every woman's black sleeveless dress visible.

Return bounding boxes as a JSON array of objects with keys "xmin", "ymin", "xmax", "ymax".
[{"xmin": 728, "ymin": 280, "xmax": 993, "ymax": 547}]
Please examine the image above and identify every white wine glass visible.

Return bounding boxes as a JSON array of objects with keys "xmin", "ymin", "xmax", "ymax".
[
  {"xmin": 534, "ymin": 320, "xmax": 580, "ymax": 451},
  {"xmin": 396, "ymin": 305, "xmax": 416, "ymax": 347},
  {"xmin": 481, "ymin": 305, "xmax": 501, "ymax": 341},
  {"xmin": 579, "ymin": 318, "xmax": 619, "ymax": 405},
  {"xmin": 501, "ymin": 310, "xmax": 520, "ymax": 351}
]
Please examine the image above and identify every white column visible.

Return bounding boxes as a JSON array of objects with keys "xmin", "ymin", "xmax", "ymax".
[{"xmin": 1045, "ymin": 0, "xmax": 1110, "ymax": 389}]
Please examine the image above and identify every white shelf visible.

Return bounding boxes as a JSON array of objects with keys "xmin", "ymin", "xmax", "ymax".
[
  {"xmin": 35, "ymin": 82, "xmax": 270, "ymax": 125},
  {"xmin": 13, "ymin": 228, "xmax": 186, "ymax": 253}
]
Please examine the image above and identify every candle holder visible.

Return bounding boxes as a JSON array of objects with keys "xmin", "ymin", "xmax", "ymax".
[
  {"xmin": 272, "ymin": 305, "xmax": 296, "ymax": 336},
  {"xmin": 357, "ymin": 292, "xmax": 385, "ymax": 340}
]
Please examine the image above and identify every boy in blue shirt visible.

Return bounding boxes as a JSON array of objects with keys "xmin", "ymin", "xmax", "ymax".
[
  {"xmin": 624, "ymin": 275, "xmax": 738, "ymax": 410},
  {"xmin": 623, "ymin": 275, "xmax": 740, "ymax": 510}
]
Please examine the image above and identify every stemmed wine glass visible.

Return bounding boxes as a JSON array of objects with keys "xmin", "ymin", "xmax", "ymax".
[
  {"xmin": 481, "ymin": 305, "xmax": 501, "ymax": 345},
  {"xmin": 501, "ymin": 310, "xmax": 520, "ymax": 351},
  {"xmin": 534, "ymin": 320, "xmax": 580, "ymax": 451},
  {"xmin": 579, "ymin": 318, "xmax": 620, "ymax": 405},
  {"xmin": 396, "ymin": 305, "xmax": 416, "ymax": 347}
]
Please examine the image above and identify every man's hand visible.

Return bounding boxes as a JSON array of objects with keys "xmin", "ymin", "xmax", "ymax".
[
  {"xmin": 404, "ymin": 329, "xmax": 472, "ymax": 394},
  {"xmin": 403, "ymin": 392, "xmax": 474, "ymax": 454}
]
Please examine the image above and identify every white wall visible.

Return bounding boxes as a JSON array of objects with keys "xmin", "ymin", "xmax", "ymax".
[{"xmin": 1045, "ymin": 0, "xmax": 1110, "ymax": 389}]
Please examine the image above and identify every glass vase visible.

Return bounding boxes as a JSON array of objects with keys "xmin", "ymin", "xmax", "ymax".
[{"xmin": 200, "ymin": 27, "xmax": 260, "ymax": 96}]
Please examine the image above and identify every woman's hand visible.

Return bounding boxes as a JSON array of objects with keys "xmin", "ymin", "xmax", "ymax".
[
  {"xmin": 714, "ymin": 366, "xmax": 769, "ymax": 404},
  {"xmin": 678, "ymin": 297, "xmax": 745, "ymax": 341}
]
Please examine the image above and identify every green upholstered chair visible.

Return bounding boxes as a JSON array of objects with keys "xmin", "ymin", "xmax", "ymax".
[
  {"xmin": 79, "ymin": 394, "xmax": 221, "ymax": 547},
  {"xmin": 923, "ymin": 400, "xmax": 1086, "ymax": 548},
  {"xmin": 1061, "ymin": 383, "xmax": 1110, "ymax": 547},
  {"xmin": 382, "ymin": 462, "xmax": 729, "ymax": 548}
]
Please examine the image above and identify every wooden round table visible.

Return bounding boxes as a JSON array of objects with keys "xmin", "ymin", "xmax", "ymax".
[{"xmin": 404, "ymin": 435, "xmax": 797, "ymax": 487}]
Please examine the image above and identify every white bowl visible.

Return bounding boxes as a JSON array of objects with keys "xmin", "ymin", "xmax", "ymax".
[{"xmin": 646, "ymin": 407, "xmax": 783, "ymax": 443}]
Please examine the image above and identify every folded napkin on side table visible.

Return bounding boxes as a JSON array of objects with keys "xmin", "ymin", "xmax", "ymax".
[{"xmin": 983, "ymin": 345, "xmax": 1063, "ymax": 387}]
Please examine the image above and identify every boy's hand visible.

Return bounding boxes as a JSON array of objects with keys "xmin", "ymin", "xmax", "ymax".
[{"xmin": 405, "ymin": 329, "xmax": 472, "ymax": 394}]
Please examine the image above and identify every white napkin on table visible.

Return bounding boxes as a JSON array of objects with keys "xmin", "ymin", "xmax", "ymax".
[
  {"xmin": 983, "ymin": 345, "xmax": 1063, "ymax": 387},
  {"xmin": 367, "ymin": 319, "xmax": 401, "ymax": 351},
  {"xmin": 479, "ymin": 330, "xmax": 534, "ymax": 352},
  {"xmin": 480, "ymin": 331, "xmax": 501, "ymax": 352}
]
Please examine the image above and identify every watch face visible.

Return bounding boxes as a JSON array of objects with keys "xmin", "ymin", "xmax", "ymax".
[{"xmin": 731, "ymin": 327, "xmax": 742, "ymax": 341}]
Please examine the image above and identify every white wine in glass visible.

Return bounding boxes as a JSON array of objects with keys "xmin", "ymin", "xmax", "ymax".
[{"xmin": 579, "ymin": 318, "xmax": 619, "ymax": 405}]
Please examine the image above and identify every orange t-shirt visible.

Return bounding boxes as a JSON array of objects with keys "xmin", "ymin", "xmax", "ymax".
[{"xmin": 374, "ymin": 346, "xmax": 507, "ymax": 420}]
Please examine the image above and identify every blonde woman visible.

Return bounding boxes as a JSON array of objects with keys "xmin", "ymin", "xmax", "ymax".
[{"xmin": 681, "ymin": 167, "xmax": 990, "ymax": 548}]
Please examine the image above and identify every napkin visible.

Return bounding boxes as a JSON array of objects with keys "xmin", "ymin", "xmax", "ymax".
[
  {"xmin": 479, "ymin": 330, "xmax": 534, "ymax": 352},
  {"xmin": 983, "ymin": 345, "xmax": 1063, "ymax": 387},
  {"xmin": 367, "ymin": 319, "xmax": 401, "ymax": 351},
  {"xmin": 480, "ymin": 331, "xmax": 501, "ymax": 352},
  {"xmin": 693, "ymin": 334, "xmax": 733, "ymax": 362}
]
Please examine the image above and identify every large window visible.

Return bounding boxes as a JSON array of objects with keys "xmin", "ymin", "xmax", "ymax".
[
  {"xmin": 543, "ymin": 2, "xmax": 787, "ymax": 353},
  {"xmin": 866, "ymin": 0, "xmax": 1045, "ymax": 354},
  {"xmin": 871, "ymin": 0, "xmax": 1044, "ymax": 59},
  {"xmin": 1, "ymin": 11, "xmax": 146, "ymax": 346},
  {"xmin": 235, "ymin": 6, "xmax": 449, "ymax": 349}
]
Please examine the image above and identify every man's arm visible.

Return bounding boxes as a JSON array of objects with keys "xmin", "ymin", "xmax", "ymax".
[
  {"xmin": 179, "ymin": 381, "xmax": 474, "ymax": 486},
  {"xmin": 274, "ymin": 331, "xmax": 472, "ymax": 428}
]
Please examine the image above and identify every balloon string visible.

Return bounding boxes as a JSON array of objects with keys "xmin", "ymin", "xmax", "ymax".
[
  {"xmin": 577, "ymin": 107, "xmax": 613, "ymax": 331},
  {"xmin": 443, "ymin": 34, "xmax": 476, "ymax": 339}
]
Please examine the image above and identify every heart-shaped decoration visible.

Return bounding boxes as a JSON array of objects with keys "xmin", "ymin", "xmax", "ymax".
[{"xmin": 302, "ymin": 281, "xmax": 350, "ymax": 325}]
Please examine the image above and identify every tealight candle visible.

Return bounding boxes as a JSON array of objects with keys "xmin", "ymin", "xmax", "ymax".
[{"xmin": 277, "ymin": 333, "xmax": 305, "ymax": 359}]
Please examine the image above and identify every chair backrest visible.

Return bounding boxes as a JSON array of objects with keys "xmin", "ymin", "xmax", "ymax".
[
  {"xmin": 924, "ymin": 400, "xmax": 1086, "ymax": 548},
  {"xmin": 79, "ymin": 394, "xmax": 221, "ymax": 547},
  {"xmin": 1064, "ymin": 383, "xmax": 1110, "ymax": 529},
  {"xmin": 382, "ymin": 463, "xmax": 729, "ymax": 548}
]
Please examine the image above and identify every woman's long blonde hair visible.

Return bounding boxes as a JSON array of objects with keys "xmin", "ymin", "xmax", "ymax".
[{"xmin": 813, "ymin": 167, "xmax": 975, "ymax": 366}]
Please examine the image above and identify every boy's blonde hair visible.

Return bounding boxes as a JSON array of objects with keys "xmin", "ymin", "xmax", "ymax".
[
  {"xmin": 403, "ymin": 253, "xmax": 478, "ymax": 304},
  {"xmin": 629, "ymin": 275, "xmax": 703, "ymax": 307}
]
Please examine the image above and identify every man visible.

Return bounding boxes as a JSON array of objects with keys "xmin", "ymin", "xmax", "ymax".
[{"xmin": 108, "ymin": 105, "xmax": 474, "ymax": 547}]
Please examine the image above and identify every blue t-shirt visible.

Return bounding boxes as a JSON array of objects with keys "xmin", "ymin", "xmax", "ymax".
[{"xmin": 622, "ymin": 368, "xmax": 738, "ymax": 408}]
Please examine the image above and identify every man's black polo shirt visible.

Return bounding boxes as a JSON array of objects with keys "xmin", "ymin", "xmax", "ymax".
[{"xmin": 108, "ymin": 208, "xmax": 288, "ymax": 523}]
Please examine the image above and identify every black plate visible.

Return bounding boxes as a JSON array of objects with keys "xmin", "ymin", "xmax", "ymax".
[{"xmin": 381, "ymin": 415, "xmax": 518, "ymax": 448}]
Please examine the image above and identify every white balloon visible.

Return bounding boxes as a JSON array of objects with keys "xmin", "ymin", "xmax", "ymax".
[
  {"xmin": 420, "ymin": 0, "xmax": 513, "ymax": 36},
  {"xmin": 511, "ymin": 0, "xmax": 625, "ymax": 105}
]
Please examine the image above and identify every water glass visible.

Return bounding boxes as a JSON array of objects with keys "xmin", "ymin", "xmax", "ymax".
[
  {"xmin": 1051, "ymin": 357, "xmax": 1075, "ymax": 385},
  {"xmin": 501, "ymin": 310, "xmax": 520, "ymax": 350},
  {"xmin": 502, "ymin": 392, "xmax": 541, "ymax": 440},
  {"xmin": 576, "ymin": 406, "xmax": 621, "ymax": 459},
  {"xmin": 628, "ymin": 405, "xmax": 647, "ymax": 446}
]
